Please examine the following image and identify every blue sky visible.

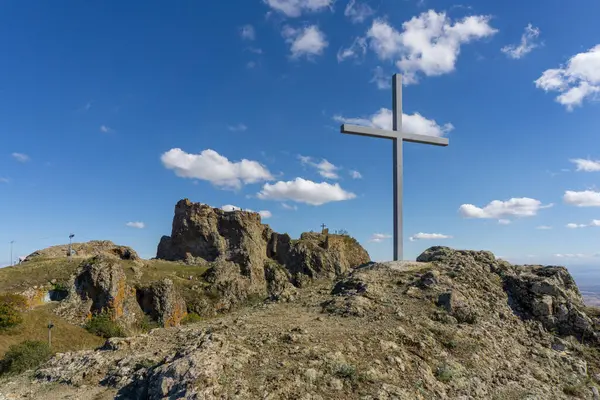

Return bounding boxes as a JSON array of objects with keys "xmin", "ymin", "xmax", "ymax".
[{"xmin": 1, "ymin": 0, "xmax": 600, "ymax": 281}]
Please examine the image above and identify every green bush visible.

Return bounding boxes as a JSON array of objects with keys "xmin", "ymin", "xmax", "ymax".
[
  {"xmin": 84, "ymin": 313, "xmax": 125, "ymax": 339},
  {"xmin": 181, "ymin": 312, "xmax": 203, "ymax": 325},
  {"xmin": 0, "ymin": 294, "xmax": 25, "ymax": 331},
  {"xmin": 435, "ymin": 363, "xmax": 455, "ymax": 383},
  {"xmin": 0, "ymin": 340, "xmax": 52, "ymax": 376}
]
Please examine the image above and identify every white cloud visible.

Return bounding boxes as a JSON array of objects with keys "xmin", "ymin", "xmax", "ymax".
[
  {"xmin": 459, "ymin": 197, "xmax": 553, "ymax": 219},
  {"xmin": 564, "ymin": 190, "xmax": 600, "ymax": 207},
  {"xmin": 409, "ymin": 232, "xmax": 452, "ymax": 241},
  {"xmin": 333, "ymin": 108, "xmax": 453, "ymax": 137},
  {"xmin": 259, "ymin": 210, "xmax": 273, "ymax": 219},
  {"xmin": 369, "ymin": 233, "xmax": 391, "ymax": 243},
  {"xmin": 221, "ymin": 204, "xmax": 243, "ymax": 212},
  {"xmin": 501, "ymin": 24, "xmax": 541, "ymax": 59},
  {"xmin": 11, "ymin": 153, "xmax": 30, "ymax": 163},
  {"xmin": 554, "ymin": 253, "xmax": 586, "ymax": 259},
  {"xmin": 228, "ymin": 123, "xmax": 248, "ymax": 132},
  {"xmin": 247, "ymin": 47, "xmax": 264, "ymax": 54},
  {"xmin": 337, "ymin": 37, "xmax": 367, "ymax": 62},
  {"xmin": 0, "ymin": 177, "xmax": 9, "ymax": 184},
  {"xmin": 299, "ymin": 155, "xmax": 340, "ymax": 179},
  {"xmin": 366, "ymin": 11, "xmax": 497, "ymax": 84},
  {"xmin": 257, "ymin": 177, "xmax": 356, "ymax": 205},
  {"xmin": 281, "ymin": 202, "xmax": 298, "ymax": 210},
  {"xmin": 344, "ymin": 0, "xmax": 375, "ymax": 23},
  {"xmin": 566, "ymin": 223, "xmax": 586, "ymax": 229},
  {"xmin": 370, "ymin": 66, "xmax": 391, "ymax": 89},
  {"xmin": 536, "ymin": 225, "xmax": 552, "ymax": 230},
  {"xmin": 263, "ymin": 0, "xmax": 334, "ymax": 17},
  {"xmin": 535, "ymin": 44, "xmax": 600, "ymax": 110},
  {"xmin": 100, "ymin": 125, "xmax": 113, "ymax": 133},
  {"xmin": 240, "ymin": 25, "xmax": 256, "ymax": 41},
  {"xmin": 283, "ymin": 25, "xmax": 328, "ymax": 59},
  {"xmin": 161, "ymin": 148, "xmax": 273, "ymax": 189},
  {"xmin": 350, "ymin": 170, "xmax": 362, "ymax": 179},
  {"xmin": 498, "ymin": 219, "xmax": 511, "ymax": 225},
  {"xmin": 126, "ymin": 221, "xmax": 145, "ymax": 229},
  {"xmin": 570, "ymin": 158, "xmax": 600, "ymax": 172}
]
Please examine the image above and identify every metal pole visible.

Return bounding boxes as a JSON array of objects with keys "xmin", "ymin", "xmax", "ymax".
[
  {"xmin": 68, "ymin": 234, "xmax": 74, "ymax": 262},
  {"xmin": 10, "ymin": 240, "xmax": 14, "ymax": 266},
  {"xmin": 48, "ymin": 321, "xmax": 54, "ymax": 348},
  {"xmin": 392, "ymin": 74, "xmax": 403, "ymax": 261}
]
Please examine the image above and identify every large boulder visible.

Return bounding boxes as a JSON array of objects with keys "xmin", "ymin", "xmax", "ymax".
[
  {"xmin": 136, "ymin": 279, "xmax": 187, "ymax": 327},
  {"xmin": 57, "ymin": 256, "xmax": 142, "ymax": 326}
]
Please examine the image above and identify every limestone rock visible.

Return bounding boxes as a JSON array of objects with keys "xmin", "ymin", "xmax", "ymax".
[{"xmin": 136, "ymin": 279, "xmax": 187, "ymax": 327}]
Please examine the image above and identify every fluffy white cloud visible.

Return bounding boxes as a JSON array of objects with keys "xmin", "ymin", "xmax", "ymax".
[
  {"xmin": 409, "ymin": 232, "xmax": 452, "ymax": 241},
  {"xmin": 126, "ymin": 221, "xmax": 145, "ymax": 229},
  {"xmin": 299, "ymin": 155, "xmax": 339, "ymax": 179},
  {"xmin": 333, "ymin": 108, "xmax": 453, "ymax": 137},
  {"xmin": 459, "ymin": 197, "xmax": 553, "ymax": 219},
  {"xmin": 259, "ymin": 210, "xmax": 273, "ymax": 219},
  {"xmin": 221, "ymin": 204, "xmax": 243, "ymax": 212},
  {"xmin": 11, "ymin": 153, "xmax": 30, "ymax": 163},
  {"xmin": 227, "ymin": 123, "xmax": 248, "ymax": 132},
  {"xmin": 240, "ymin": 25, "xmax": 256, "ymax": 41},
  {"xmin": 498, "ymin": 219, "xmax": 511, "ymax": 225},
  {"xmin": 257, "ymin": 178, "xmax": 356, "ymax": 205},
  {"xmin": 564, "ymin": 190, "xmax": 600, "ymax": 207},
  {"xmin": 369, "ymin": 233, "xmax": 391, "ymax": 242},
  {"xmin": 282, "ymin": 25, "xmax": 328, "ymax": 59},
  {"xmin": 263, "ymin": 0, "xmax": 333, "ymax": 17},
  {"xmin": 535, "ymin": 44, "xmax": 600, "ymax": 110},
  {"xmin": 370, "ymin": 66, "xmax": 391, "ymax": 89},
  {"xmin": 350, "ymin": 170, "xmax": 362, "ymax": 179},
  {"xmin": 100, "ymin": 125, "xmax": 114, "ymax": 133},
  {"xmin": 501, "ymin": 24, "xmax": 541, "ymax": 59},
  {"xmin": 337, "ymin": 37, "xmax": 367, "ymax": 62},
  {"xmin": 536, "ymin": 225, "xmax": 552, "ymax": 230},
  {"xmin": 161, "ymin": 148, "xmax": 273, "ymax": 189},
  {"xmin": 566, "ymin": 223, "xmax": 586, "ymax": 229},
  {"xmin": 365, "ymin": 11, "xmax": 497, "ymax": 83},
  {"xmin": 344, "ymin": 0, "xmax": 375, "ymax": 23},
  {"xmin": 570, "ymin": 158, "xmax": 600, "ymax": 172}
]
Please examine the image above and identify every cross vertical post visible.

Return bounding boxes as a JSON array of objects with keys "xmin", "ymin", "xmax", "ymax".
[
  {"xmin": 392, "ymin": 75, "xmax": 403, "ymax": 261},
  {"xmin": 9, "ymin": 240, "xmax": 14, "ymax": 266},
  {"xmin": 339, "ymin": 73, "xmax": 449, "ymax": 261}
]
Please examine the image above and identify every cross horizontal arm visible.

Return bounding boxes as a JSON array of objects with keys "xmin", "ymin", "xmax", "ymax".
[
  {"xmin": 341, "ymin": 124, "xmax": 397, "ymax": 140},
  {"xmin": 341, "ymin": 124, "xmax": 449, "ymax": 146}
]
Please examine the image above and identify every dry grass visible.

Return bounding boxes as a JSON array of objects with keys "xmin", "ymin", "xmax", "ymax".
[
  {"xmin": 0, "ymin": 303, "xmax": 104, "ymax": 358},
  {"xmin": 128, "ymin": 260, "xmax": 210, "ymax": 288},
  {"xmin": 0, "ymin": 259, "xmax": 80, "ymax": 292}
]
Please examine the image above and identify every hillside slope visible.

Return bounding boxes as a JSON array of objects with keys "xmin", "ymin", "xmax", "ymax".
[{"xmin": 1, "ymin": 247, "xmax": 600, "ymax": 399}]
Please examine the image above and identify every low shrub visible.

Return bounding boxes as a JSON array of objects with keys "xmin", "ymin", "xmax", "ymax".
[
  {"xmin": 181, "ymin": 312, "xmax": 203, "ymax": 325},
  {"xmin": 0, "ymin": 294, "xmax": 26, "ymax": 331},
  {"xmin": 0, "ymin": 340, "xmax": 52, "ymax": 376},
  {"xmin": 137, "ymin": 314, "xmax": 160, "ymax": 333},
  {"xmin": 84, "ymin": 313, "xmax": 125, "ymax": 339}
]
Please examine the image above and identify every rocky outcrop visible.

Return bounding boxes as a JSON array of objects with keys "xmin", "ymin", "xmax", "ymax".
[
  {"xmin": 418, "ymin": 246, "xmax": 598, "ymax": 342},
  {"xmin": 56, "ymin": 256, "xmax": 142, "ymax": 326},
  {"xmin": 157, "ymin": 199, "xmax": 370, "ymax": 305},
  {"xmin": 24, "ymin": 240, "xmax": 140, "ymax": 263},
  {"xmin": 136, "ymin": 279, "xmax": 187, "ymax": 327}
]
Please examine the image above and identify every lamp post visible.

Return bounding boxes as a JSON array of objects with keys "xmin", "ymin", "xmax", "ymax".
[
  {"xmin": 9, "ymin": 240, "xmax": 14, "ymax": 266},
  {"xmin": 68, "ymin": 234, "xmax": 74, "ymax": 262},
  {"xmin": 47, "ymin": 321, "xmax": 54, "ymax": 348}
]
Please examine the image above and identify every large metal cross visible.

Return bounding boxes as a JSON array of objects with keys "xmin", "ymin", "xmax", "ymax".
[{"xmin": 340, "ymin": 74, "xmax": 449, "ymax": 261}]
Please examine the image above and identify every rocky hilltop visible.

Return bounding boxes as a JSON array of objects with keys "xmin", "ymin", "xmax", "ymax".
[
  {"xmin": 2, "ymin": 247, "xmax": 600, "ymax": 399},
  {"xmin": 24, "ymin": 240, "xmax": 140, "ymax": 263}
]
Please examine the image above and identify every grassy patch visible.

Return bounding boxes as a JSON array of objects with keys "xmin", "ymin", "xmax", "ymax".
[
  {"xmin": 0, "ymin": 304, "xmax": 103, "ymax": 357},
  {"xmin": 0, "ymin": 259, "xmax": 80, "ymax": 292},
  {"xmin": 435, "ymin": 363, "xmax": 455, "ymax": 383},
  {"xmin": 332, "ymin": 362, "xmax": 357, "ymax": 381},
  {"xmin": 181, "ymin": 312, "xmax": 203, "ymax": 325},
  {"xmin": 0, "ymin": 340, "xmax": 52, "ymax": 376},
  {"xmin": 137, "ymin": 315, "xmax": 160, "ymax": 333},
  {"xmin": 563, "ymin": 384, "xmax": 589, "ymax": 398},
  {"xmin": 84, "ymin": 313, "xmax": 125, "ymax": 339},
  {"xmin": 0, "ymin": 295, "xmax": 26, "ymax": 331}
]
